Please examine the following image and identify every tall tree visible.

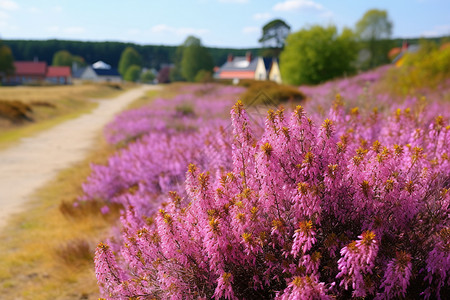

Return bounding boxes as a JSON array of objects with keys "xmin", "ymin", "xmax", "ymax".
[
  {"xmin": 52, "ymin": 50, "xmax": 85, "ymax": 68},
  {"xmin": 259, "ymin": 19, "xmax": 290, "ymax": 57},
  {"xmin": 118, "ymin": 47, "xmax": 142, "ymax": 76},
  {"xmin": 180, "ymin": 36, "xmax": 213, "ymax": 82},
  {"xmin": 280, "ymin": 25, "xmax": 358, "ymax": 85},
  {"xmin": 170, "ymin": 42, "xmax": 186, "ymax": 82},
  {"xmin": 259, "ymin": 19, "xmax": 291, "ymax": 48},
  {"xmin": 171, "ymin": 36, "xmax": 203, "ymax": 82},
  {"xmin": 0, "ymin": 43, "xmax": 15, "ymax": 81},
  {"xmin": 52, "ymin": 50, "xmax": 72, "ymax": 66},
  {"xmin": 356, "ymin": 9, "xmax": 393, "ymax": 68},
  {"xmin": 123, "ymin": 64, "xmax": 141, "ymax": 82},
  {"xmin": 141, "ymin": 70, "xmax": 156, "ymax": 83}
]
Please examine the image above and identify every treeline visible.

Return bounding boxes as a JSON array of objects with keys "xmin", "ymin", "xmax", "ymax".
[{"xmin": 2, "ymin": 39, "xmax": 259, "ymax": 69}]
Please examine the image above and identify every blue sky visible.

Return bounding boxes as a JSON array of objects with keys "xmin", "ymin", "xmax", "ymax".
[{"xmin": 0, "ymin": 0, "xmax": 449, "ymax": 47}]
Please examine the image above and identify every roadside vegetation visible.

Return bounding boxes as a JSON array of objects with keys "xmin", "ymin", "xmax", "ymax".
[
  {"xmin": 0, "ymin": 83, "xmax": 169, "ymax": 300},
  {"xmin": 383, "ymin": 41, "xmax": 450, "ymax": 95},
  {"xmin": 238, "ymin": 79, "xmax": 305, "ymax": 106},
  {"xmin": 0, "ymin": 83, "xmax": 125, "ymax": 149},
  {"xmin": 0, "ymin": 136, "xmax": 115, "ymax": 300}
]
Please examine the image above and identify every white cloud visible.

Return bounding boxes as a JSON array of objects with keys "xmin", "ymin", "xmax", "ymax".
[
  {"xmin": 0, "ymin": 0, "xmax": 19, "ymax": 11},
  {"xmin": 64, "ymin": 26, "xmax": 85, "ymax": 34},
  {"xmin": 0, "ymin": 14, "xmax": 7, "ymax": 28},
  {"xmin": 242, "ymin": 26, "xmax": 259, "ymax": 34},
  {"xmin": 151, "ymin": 24, "xmax": 209, "ymax": 36},
  {"xmin": 127, "ymin": 28, "xmax": 141, "ymax": 35},
  {"xmin": 421, "ymin": 24, "xmax": 450, "ymax": 37},
  {"xmin": 273, "ymin": 0, "xmax": 323, "ymax": 12},
  {"xmin": 320, "ymin": 10, "xmax": 334, "ymax": 19},
  {"xmin": 151, "ymin": 24, "xmax": 171, "ymax": 33},
  {"xmin": 218, "ymin": 0, "xmax": 249, "ymax": 3},
  {"xmin": 0, "ymin": 10, "xmax": 9, "ymax": 20},
  {"xmin": 253, "ymin": 12, "xmax": 271, "ymax": 21},
  {"xmin": 47, "ymin": 26, "xmax": 85, "ymax": 35},
  {"xmin": 47, "ymin": 26, "xmax": 60, "ymax": 33}
]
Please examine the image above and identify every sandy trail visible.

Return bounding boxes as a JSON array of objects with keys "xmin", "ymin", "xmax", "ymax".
[{"xmin": 0, "ymin": 85, "xmax": 157, "ymax": 228}]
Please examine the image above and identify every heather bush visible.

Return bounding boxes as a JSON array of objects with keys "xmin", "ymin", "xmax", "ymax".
[
  {"xmin": 300, "ymin": 65, "xmax": 450, "ymax": 126},
  {"xmin": 94, "ymin": 100, "xmax": 449, "ymax": 299},
  {"xmin": 81, "ymin": 85, "xmax": 244, "ymax": 215},
  {"xmin": 239, "ymin": 80, "xmax": 305, "ymax": 106}
]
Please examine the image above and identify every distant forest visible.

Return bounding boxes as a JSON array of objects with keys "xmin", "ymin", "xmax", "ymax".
[
  {"xmin": 3, "ymin": 39, "xmax": 260, "ymax": 70},
  {"xmin": 2, "ymin": 37, "xmax": 444, "ymax": 70}
]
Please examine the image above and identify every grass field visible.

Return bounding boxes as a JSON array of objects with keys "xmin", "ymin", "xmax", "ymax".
[
  {"xmin": 0, "ymin": 84, "xmax": 166, "ymax": 299},
  {"xmin": 0, "ymin": 136, "xmax": 115, "ymax": 300},
  {"xmin": 0, "ymin": 83, "xmax": 126, "ymax": 149}
]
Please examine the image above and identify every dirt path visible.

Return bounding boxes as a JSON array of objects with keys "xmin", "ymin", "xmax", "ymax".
[{"xmin": 0, "ymin": 85, "xmax": 157, "ymax": 228}]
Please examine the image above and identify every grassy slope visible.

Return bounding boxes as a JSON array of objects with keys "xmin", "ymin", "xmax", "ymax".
[
  {"xmin": 0, "ymin": 137, "xmax": 115, "ymax": 300},
  {"xmin": 0, "ymin": 84, "xmax": 126, "ymax": 150},
  {"xmin": 0, "ymin": 84, "xmax": 169, "ymax": 299}
]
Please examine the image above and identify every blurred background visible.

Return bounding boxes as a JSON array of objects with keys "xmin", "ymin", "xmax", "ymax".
[{"xmin": 1, "ymin": 0, "xmax": 449, "ymax": 86}]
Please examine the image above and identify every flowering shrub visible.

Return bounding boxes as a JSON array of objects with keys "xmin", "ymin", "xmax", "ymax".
[
  {"xmin": 94, "ymin": 99, "xmax": 449, "ymax": 299},
  {"xmin": 81, "ymin": 86, "xmax": 244, "ymax": 215},
  {"xmin": 300, "ymin": 66, "xmax": 450, "ymax": 126}
]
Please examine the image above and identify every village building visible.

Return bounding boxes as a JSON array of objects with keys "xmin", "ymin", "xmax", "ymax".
[
  {"xmin": 3, "ymin": 61, "xmax": 72, "ymax": 85},
  {"xmin": 6, "ymin": 61, "xmax": 47, "ymax": 85},
  {"xmin": 215, "ymin": 52, "xmax": 282, "ymax": 84},
  {"xmin": 73, "ymin": 61, "xmax": 122, "ymax": 83},
  {"xmin": 46, "ymin": 66, "xmax": 72, "ymax": 84},
  {"xmin": 392, "ymin": 41, "xmax": 420, "ymax": 67}
]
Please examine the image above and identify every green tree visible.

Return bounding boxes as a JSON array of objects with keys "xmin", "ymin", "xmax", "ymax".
[
  {"xmin": 280, "ymin": 25, "xmax": 358, "ymax": 85},
  {"xmin": 194, "ymin": 70, "xmax": 212, "ymax": 83},
  {"xmin": 52, "ymin": 50, "xmax": 72, "ymax": 66},
  {"xmin": 171, "ymin": 36, "xmax": 204, "ymax": 82},
  {"xmin": 180, "ymin": 36, "xmax": 213, "ymax": 82},
  {"xmin": 118, "ymin": 47, "xmax": 142, "ymax": 76},
  {"xmin": 124, "ymin": 65, "xmax": 141, "ymax": 82},
  {"xmin": 170, "ymin": 43, "xmax": 186, "ymax": 82},
  {"xmin": 141, "ymin": 70, "xmax": 156, "ymax": 83},
  {"xmin": 259, "ymin": 19, "xmax": 291, "ymax": 57},
  {"xmin": 183, "ymin": 36, "xmax": 201, "ymax": 47},
  {"xmin": 52, "ymin": 50, "xmax": 86, "ymax": 68},
  {"xmin": 0, "ymin": 43, "xmax": 15, "ymax": 81},
  {"xmin": 356, "ymin": 9, "xmax": 393, "ymax": 68}
]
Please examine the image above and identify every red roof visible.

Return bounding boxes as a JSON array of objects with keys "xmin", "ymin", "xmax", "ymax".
[
  {"xmin": 14, "ymin": 61, "xmax": 47, "ymax": 76},
  {"xmin": 47, "ymin": 66, "xmax": 71, "ymax": 77}
]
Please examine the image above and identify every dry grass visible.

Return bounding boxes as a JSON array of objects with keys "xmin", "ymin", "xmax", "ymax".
[
  {"xmin": 238, "ymin": 80, "xmax": 305, "ymax": 106},
  {"xmin": 0, "ymin": 136, "xmax": 118, "ymax": 300},
  {"xmin": 0, "ymin": 84, "xmax": 168, "ymax": 299},
  {"xmin": 0, "ymin": 100, "xmax": 34, "ymax": 123},
  {"xmin": 0, "ymin": 83, "xmax": 123, "ymax": 103},
  {"xmin": 0, "ymin": 83, "xmax": 126, "ymax": 149}
]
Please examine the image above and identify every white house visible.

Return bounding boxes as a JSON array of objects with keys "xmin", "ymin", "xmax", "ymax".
[
  {"xmin": 215, "ymin": 52, "xmax": 282, "ymax": 83},
  {"xmin": 73, "ymin": 61, "xmax": 122, "ymax": 83}
]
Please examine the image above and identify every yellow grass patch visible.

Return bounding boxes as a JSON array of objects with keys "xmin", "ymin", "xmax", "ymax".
[
  {"xmin": 0, "ymin": 135, "xmax": 118, "ymax": 300},
  {"xmin": 0, "ymin": 83, "xmax": 126, "ymax": 149},
  {"xmin": 0, "ymin": 84, "xmax": 168, "ymax": 299},
  {"xmin": 0, "ymin": 83, "xmax": 123, "ymax": 103}
]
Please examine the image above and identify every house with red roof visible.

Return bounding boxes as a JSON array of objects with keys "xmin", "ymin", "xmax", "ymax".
[
  {"xmin": 215, "ymin": 52, "xmax": 282, "ymax": 84},
  {"xmin": 46, "ymin": 66, "xmax": 71, "ymax": 84},
  {"xmin": 392, "ymin": 41, "xmax": 420, "ymax": 67},
  {"xmin": 4, "ymin": 61, "xmax": 72, "ymax": 85},
  {"xmin": 6, "ymin": 61, "xmax": 47, "ymax": 85}
]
